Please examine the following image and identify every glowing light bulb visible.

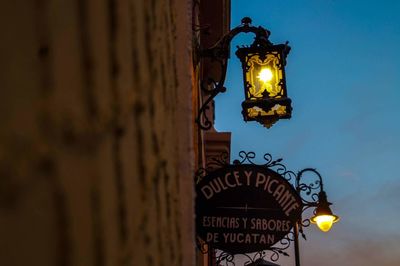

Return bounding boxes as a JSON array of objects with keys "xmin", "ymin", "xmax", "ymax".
[
  {"xmin": 257, "ymin": 68, "xmax": 273, "ymax": 83},
  {"xmin": 312, "ymin": 215, "xmax": 336, "ymax": 232}
]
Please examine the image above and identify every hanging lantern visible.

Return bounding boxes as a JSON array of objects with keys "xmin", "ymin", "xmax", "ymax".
[
  {"xmin": 196, "ymin": 17, "xmax": 293, "ymax": 130},
  {"xmin": 236, "ymin": 36, "xmax": 291, "ymax": 128}
]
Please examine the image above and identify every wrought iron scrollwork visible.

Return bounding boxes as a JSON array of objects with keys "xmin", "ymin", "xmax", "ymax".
[
  {"xmin": 234, "ymin": 151, "xmax": 296, "ymax": 183},
  {"xmin": 194, "ymin": 151, "xmax": 331, "ymax": 265},
  {"xmin": 195, "ymin": 151, "xmax": 230, "ymax": 184},
  {"xmin": 213, "ymin": 251, "xmax": 278, "ymax": 266},
  {"xmin": 296, "ymin": 168, "xmax": 323, "ymax": 207},
  {"xmin": 206, "ymin": 151, "xmax": 230, "ymax": 169},
  {"xmin": 216, "ymin": 251, "xmax": 235, "ymax": 266},
  {"xmin": 212, "ymin": 248, "xmax": 292, "ymax": 266},
  {"xmin": 196, "ymin": 17, "xmax": 272, "ymax": 130}
]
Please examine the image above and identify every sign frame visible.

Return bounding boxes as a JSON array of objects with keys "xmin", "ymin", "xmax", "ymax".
[{"xmin": 195, "ymin": 151, "xmax": 305, "ymax": 263}]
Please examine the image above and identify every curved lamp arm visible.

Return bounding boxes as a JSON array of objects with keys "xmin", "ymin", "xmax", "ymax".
[{"xmin": 296, "ymin": 168, "xmax": 324, "ymax": 207}]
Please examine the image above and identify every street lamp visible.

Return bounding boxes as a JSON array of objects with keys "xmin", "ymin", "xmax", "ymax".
[
  {"xmin": 196, "ymin": 17, "xmax": 291, "ymax": 130},
  {"xmin": 294, "ymin": 168, "xmax": 340, "ymax": 266}
]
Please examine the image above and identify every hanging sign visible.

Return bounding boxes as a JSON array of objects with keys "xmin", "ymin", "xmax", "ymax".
[{"xmin": 196, "ymin": 164, "xmax": 303, "ymax": 254}]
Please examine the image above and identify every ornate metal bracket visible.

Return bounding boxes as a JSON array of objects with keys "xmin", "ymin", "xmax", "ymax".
[
  {"xmin": 293, "ymin": 168, "xmax": 326, "ymax": 241},
  {"xmin": 296, "ymin": 168, "xmax": 324, "ymax": 207},
  {"xmin": 195, "ymin": 17, "xmax": 272, "ymax": 130}
]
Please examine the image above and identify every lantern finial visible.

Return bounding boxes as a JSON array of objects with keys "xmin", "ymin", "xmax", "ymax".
[{"xmin": 241, "ymin": 17, "xmax": 252, "ymax": 25}]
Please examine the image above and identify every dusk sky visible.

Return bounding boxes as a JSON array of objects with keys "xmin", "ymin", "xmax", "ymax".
[{"xmin": 215, "ymin": 0, "xmax": 400, "ymax": 265}]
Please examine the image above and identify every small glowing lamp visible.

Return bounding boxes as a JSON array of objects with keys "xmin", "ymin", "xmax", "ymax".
[
  {"xmin": 310, "ymin": 191, "xmax": 339, "ymax": 232},
  {"xmin": 311, "ymin": 215, "xmax": 338, "ymax": 232},
  {"xmin": 236, "ymin": 37, "xmax": 291, "ymax": 128}
]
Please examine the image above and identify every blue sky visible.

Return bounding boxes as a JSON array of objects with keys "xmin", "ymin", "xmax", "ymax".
[{"xmin": 215, "ymin": 1, "xmax": 400, "ymax": 265}]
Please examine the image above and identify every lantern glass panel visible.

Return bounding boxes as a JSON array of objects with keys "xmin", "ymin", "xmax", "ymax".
[
  {"xmin": 245, "ymin": 53, "xmax": 283, "ymax": 100},
  {"xmin": 246, "ymin": 104, "xmax": 287, "ymax": 120}
]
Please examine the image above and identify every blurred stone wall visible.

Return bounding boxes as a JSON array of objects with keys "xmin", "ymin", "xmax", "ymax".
[{"xmin": 0, "ymin": 0, "xmax": 195, "ymax": 265}]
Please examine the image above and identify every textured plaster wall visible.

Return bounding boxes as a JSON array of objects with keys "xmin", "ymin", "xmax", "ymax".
[{"xmin": 0, "ymin": 0, "xmax": 195, "ymax": 266}]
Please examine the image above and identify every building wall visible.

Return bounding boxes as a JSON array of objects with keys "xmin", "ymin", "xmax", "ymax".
[{"xmin": 0, "ymin": 1, "xmax": 195, "ymax": 266}]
